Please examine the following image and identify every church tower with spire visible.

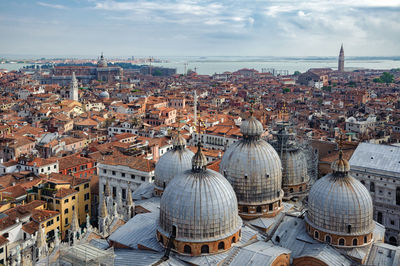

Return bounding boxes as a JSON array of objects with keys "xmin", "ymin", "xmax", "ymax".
[
  {"xmin": 338, "ymin": 44, "xmax": 344, "ymax": 72},
  {"xmin": 70, "ymin": 72, "xmax": 79, "ymax": 101}
]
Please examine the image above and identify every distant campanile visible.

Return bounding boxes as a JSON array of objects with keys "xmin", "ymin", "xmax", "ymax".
[
  {"xmin": 70, "ymin": 72, "xmax": 79, "ymax": 101},
  {"xmin": 338, "ymin": 44, "xmax": 344, "ymax": 72}
]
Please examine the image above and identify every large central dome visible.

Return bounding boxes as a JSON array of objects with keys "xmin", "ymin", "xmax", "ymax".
[
  {"xmin": 220, "ymin": 113, "xmax": 283, "ymax": 219},
  {"xmin": 157, "ymin": 144, "xmax": 242, "ymax": 256}
]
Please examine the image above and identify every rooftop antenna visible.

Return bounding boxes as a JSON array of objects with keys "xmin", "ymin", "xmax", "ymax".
[
  {"xmin": 149, "ymin": 57, "xmax": 153, "ymax": 76},
  {"xmin": 193, "ymin": 90, "xmax": 197, "ymax": 127}
]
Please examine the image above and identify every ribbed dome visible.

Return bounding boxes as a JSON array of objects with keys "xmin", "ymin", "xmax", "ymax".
[
  {"xmin": 220, "ymin": 140, "xmax": 283, "ymax": 205},
  {"xmin": 221, "ymin": 115, "xmax": 283, "ymax": 212},
  {"xmin": 158, "ymin": 167, "xmax": 242, "ymax": 243},
  {"xmin": 240, "ymin": 116, "xmax": 264, "ymax": 138},
  {"xmin": 280, "ymin": 149, "xmax": 309, "ymax": 187},
  {"xmin": 306, "ymin": 153, "xmax": 374, "ymax": 236},
  {"xmin": 154, "ymin": 135, "xmax": 194, "ymax": 191}
]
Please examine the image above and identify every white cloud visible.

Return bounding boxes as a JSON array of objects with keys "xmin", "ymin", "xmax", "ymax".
[{"xmin": 37, "ymin": 1, "xmax": 67, "ymax": 9}]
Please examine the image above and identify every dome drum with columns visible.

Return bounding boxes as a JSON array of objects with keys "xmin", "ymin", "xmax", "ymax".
[
  {"xmin": 220, "ymin": 113, "xmax": 284, "ymax": 219},
  {"xmin": 154, "ymin": 132, "xmax": 194, "ymax": 196},
  {"xmin": 157, "ymin": 144, "xmax": 242, "ymax": 256},
  {"xmin": 305, "ymin": 150, "xmax": 375, "ymax": 248}
]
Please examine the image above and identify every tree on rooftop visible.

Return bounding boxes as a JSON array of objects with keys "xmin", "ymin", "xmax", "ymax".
[
  {"xmin": 379, "ymin": 72, "xmax": 394, "ymax": 84},
  {"xmin": 294, "ymin": 71, "xmax": 301, "ymax": 76}
]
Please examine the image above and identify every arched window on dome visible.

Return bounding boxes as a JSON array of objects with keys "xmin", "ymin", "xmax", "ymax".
[
  {"xmin": 269, "ymin": 204, "xmax": 273, "ymax": 211},
  {"xmin": 256, "ymin": 206, "xmax": 262, "ymax": 213},
  {"xmin": 290, "ymin": 188, "xmax": 294, "ymax": 193},
  {"xmin": 377, "ymin": 212, "xmax": 383, "ymax": 224},
  {"xmin": 232, "ymin": 237, "xmax": 236, "ymax": 244},
  {"xmin": 370, "ymin": 182, "xmax": 375, "ymax": 192},
  {"xmin": 243, "ymin": 206, "xmax": 248, "ymax": 213},
  {"xmin": 364, "ymin": 236, "xmax": 368, "ymax": 244},
  {"xmin": 184, "ymin": 245, "xmax": 191, "ymax": 254},
  {"xmin": 353, "ymin": 238, "xmax": 358, "ymax": 246},
  {"xmin": 201, "ymin": 245, "xmax": 209, "ymax": 254},
  {"xmin": 159, "ymin": 235, "xmax": 164, "ymax": 244},
  {"xmin": 314, "ymin": 231, "xmax": 319, "ymax": 240},
  {"xmin": 172, "ymin": 225, "xmax": 177, "ymax": 238},
  {"xmin": 339, "ymin": 238, "xmax": 345, "ymax": 246},
  {"xmin": 325, "ymin": 235, "xmax": 331, "ymax": 244},
  {"xmin": 218, "ymin": 242, "xmax": 225, "ymax": 250},
  {"xmin": 299, "ymin": 186, "xmax": 302, "ymax": 192}
]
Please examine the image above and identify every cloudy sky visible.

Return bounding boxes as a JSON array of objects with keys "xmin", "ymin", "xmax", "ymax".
[{"xmin": 0, "ymin": 0, "xmax": 399, "ymax": 57}]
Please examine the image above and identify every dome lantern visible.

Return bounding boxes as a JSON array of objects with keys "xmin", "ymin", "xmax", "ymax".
[{"xmin": 191, "ymin": 143, "xmax": 207, "ymax": 172}]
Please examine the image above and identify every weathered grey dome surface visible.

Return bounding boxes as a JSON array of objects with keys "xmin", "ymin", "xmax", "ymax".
[
  {"xmin": 220, "ymin": 139, "xmax": 283, "ymax": 205},
  {"xmin": 240, "ymin": 116, "xmax": 264, "ymax": 137},
  {"xmin": 99, "ymin": 91, "xmax": 110, "ymax": 99},
  {"xmin": 154, "ymin": 147, "xmax": 194, "ymax": 190},
  {"xmin": 306, "ymin": 173, "xmax": 374, "ymax": 236},
  {"xmin": 280, "ymin": 148, "xmax": 309, "ymax": 187},
  {"xmin": 98, "ymin": 54, "xmax": 107, "ymax": 68},
  {"xmin": 158, "ymin": 168, "xmax": 242, "ymax": 242}
]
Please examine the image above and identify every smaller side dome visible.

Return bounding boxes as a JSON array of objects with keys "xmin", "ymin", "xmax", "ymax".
[{"xmin": 99, "ymin": 91, "xmax": 110, "ymax": 99}]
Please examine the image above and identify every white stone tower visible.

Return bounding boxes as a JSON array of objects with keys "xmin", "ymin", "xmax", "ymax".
[{"xmin": 70, "ymin": 72, "xmax": 79, "ymax": 101}]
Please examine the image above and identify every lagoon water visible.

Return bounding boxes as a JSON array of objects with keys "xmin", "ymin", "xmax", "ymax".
[
  {"xmin": 1, "ymin": 57, "xmax": 399, "ymax": 75},
  {"xmin": 151, "ymin": 56, "xmax": 400, "ymax": 75}
]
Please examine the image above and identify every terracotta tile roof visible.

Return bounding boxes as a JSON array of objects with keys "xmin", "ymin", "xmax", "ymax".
[
  {"xmin": 48, "ymin": 173, "xmax": 90, "ymax": 187},
  {"xmin": 22, "ymin": 221, "xmax": 38, "ymax": 235},
  {"xmin": 25, "ymin": 157, "xmax": 56, "ymax": 167},
  {"xmin": 99, "ymin": 153, "xmax": 155, "ymax": 172},
  {"xmin": 0, "ymin": 184, "xmax": 26, "ymax": 199},
  {"xmin": 31, "ymin": 209, "xmax": 59, "ymax": 223},
  {"xmin": 75, "ymin": 118, "xmax": 98, "ymax": 127},
  {"xmin": 54, "ymin": 188, "xmax": 78, "ymax": 198},
  {"xmin": 57, "ymin": 154, "xmax": 95, "ymax": 170},
  {"xmin": 0, "ymin": 200, "xmax": 46, "ymax": 231},
  {"xmin": 207, "ymin": 159, "xmax": 221, "ymax": 172}
]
